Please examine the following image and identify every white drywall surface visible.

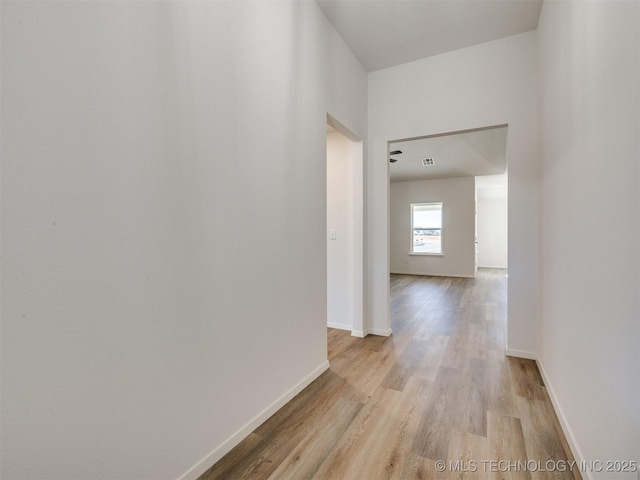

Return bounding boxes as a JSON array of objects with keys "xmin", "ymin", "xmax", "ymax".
[
  {"xmin": 390, "ymin": 177, "xmax": 476, "ymax": 277},
  {"xmin": 0, "ymin": 2, "xmax": 367, "ymax": 479},
  {"xmin": 538, "ymin": 0, "xmax": 640, "ymax": 476}
]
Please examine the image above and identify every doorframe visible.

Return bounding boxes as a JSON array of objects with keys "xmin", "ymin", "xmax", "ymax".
[{"xmin": 326, "ymin": 113, "xmax": 365, "ymax": 337}]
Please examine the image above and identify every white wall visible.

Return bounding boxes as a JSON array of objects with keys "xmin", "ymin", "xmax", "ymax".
[
  {"xmin": 476, "ymin": 175, "xmax": 508, "ymax": 269},
  {"xmin": 327, "ymin": 130, "xmax": 363, "ymax": 333},
  {"xmin": 0, "ymin": 2, "xmax": 367, "ymax": 479},
  {"xmin": 390, "ymin": 177, "xmax": 476, "ymax": 277},
  {"xmin": 368, "ymin": 31, "xmax": 539, "ymax": 348},
  {"xmin": 538, "ymin": 1, "xmax": 639, "ymax": 476}
]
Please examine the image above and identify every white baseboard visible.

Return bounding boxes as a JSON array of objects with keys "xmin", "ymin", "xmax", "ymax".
[
  {"xmin": 334, "ymin": 326, "xmax": 392, "ymax": 338},
  {"xmin": 327, "ymin": 322, "xmax": 352, "ymax": 331},
  {"xmin": 368, "ymin": 327, "xmax": 392, "ymax": 337},
  {"xmin": 328, "ymin": 323, "xmax": 366, "ymax": 338},
  {"xmin": 390, "ymin": 271, "xmax": 475, "ymax": 278},
  {"xmin": 535, "ymin": 359, "xmax": 591, "ymax": 480},
  {"xmin": 178, "ymin": 360, "xmax": 331, "ymax": 480},
  {"xmin": 504, "ymin": 348, "xmax": 537, "ymax": 360}
]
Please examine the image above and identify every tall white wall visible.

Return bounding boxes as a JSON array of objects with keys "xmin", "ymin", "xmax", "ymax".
[
  {"xmin": 0, "ymin": 2, "xmax": 367, "ymax": 479},
  {"xmin": 368, "ymin": 31, "xmax": 539, "ymax": 349},
  {"xmin": 390, "ymin": 177, "xmax": 476, "ymax": 277},
  {"xmin": 476, "ymin": 176, "xmax": 508, "ymax": 269},
  {"xmin": 538, "ymin": 1, "xmax": 639, "ymax": 475}
]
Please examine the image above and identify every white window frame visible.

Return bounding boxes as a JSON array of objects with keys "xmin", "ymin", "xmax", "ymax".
[{"xmin": 410, "ymin": 202, "xmax": 443, "ymax": 256}]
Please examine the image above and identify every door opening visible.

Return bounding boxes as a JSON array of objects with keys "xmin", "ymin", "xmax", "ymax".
[
  {"xmin": 387, "ymin": 124, "xmax": 509, "ymax": 335},
  {"xmin": 326, "ymin": 114, "xmax": 364, "ymax": 339}
]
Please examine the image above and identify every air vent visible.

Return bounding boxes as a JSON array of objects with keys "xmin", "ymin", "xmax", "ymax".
[{"xmin": 421, "ymin": 157, "xmax": 434, "ymax": 166}]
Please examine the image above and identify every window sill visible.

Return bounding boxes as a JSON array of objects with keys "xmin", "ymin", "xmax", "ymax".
[{"xmin": 409, "ymin": 252, "xmax": 443, "ymax": 256}]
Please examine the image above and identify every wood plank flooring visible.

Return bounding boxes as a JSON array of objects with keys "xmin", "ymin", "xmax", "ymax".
[{"xmin": 199, "ymin": 269, "xmax": 581, "ymax": 480}]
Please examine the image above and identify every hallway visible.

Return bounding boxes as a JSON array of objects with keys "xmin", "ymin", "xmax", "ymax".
[{"xmin": 200, "ymin": 269, "xmax": 579, "ymax": 479}]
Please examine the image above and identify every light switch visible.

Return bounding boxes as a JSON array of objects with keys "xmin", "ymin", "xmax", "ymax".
[{"xmin": 329, "ymin": 229, "xmax": 336, "ymax": 240}]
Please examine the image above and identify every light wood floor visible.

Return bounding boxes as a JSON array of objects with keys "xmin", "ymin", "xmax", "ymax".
[{"xmin": 199, "ymin": 269, "xmax": 580, "ymax": 480}]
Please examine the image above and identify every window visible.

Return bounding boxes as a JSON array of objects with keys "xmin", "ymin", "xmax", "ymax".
[{"xmin": 411, "ymin": 203, "xmax": 442, "ymax": 254}]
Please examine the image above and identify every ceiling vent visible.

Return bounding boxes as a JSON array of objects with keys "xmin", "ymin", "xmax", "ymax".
[{"xmin": 421, "ymin": 157, "xmax": 434, "ymax": 166}]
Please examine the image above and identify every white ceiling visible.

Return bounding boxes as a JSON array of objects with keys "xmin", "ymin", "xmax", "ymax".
[
  {"xmin": 389, "ymin": 126, "xmax": 508, "ymax": 182},
  {"xmin": 316, "ymin": 0, "xmax": 543, "ymax": 72}
]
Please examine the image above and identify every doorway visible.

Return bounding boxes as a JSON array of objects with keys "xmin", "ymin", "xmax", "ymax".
[
  {"xmin": 326, "ymin": 114, "xmax": 364, "ymax": 337},
  {"xmin": 387, "ymin": 124, "xmax": 509, "ymax": 330}
]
